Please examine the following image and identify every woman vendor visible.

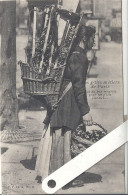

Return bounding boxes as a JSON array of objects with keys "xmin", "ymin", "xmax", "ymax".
[{"xmin": 35, "ymin": 24, "xmax": 96, "ymax": 186}]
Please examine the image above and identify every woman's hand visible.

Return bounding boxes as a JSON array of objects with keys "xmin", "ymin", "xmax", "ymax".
[
  {"xmin": 42, "ymin": 123, "xmax": 49, "ymax": 130},
  {"xmin": 83, "ymin": 112, "xmax": 93, "ymax": 126}
]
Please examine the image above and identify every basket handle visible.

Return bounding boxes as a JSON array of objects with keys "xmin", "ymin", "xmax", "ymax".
[{"xmin": 91, "ymin": 122, "xmax": 107, "ymax": 133}]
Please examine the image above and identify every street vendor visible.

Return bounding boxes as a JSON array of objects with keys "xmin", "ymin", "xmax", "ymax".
[{"xmin": 35, "ymin": 24, "xmax": 96, "ymax": 186}]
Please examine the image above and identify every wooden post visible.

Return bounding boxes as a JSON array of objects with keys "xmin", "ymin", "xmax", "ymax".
[
  {"xmin": 39, "ymin": 7, "xmax": 54, "ymax": 72},
  {"xmin": 32, "ymin": 7, "xmax": 37, "ymax": 57}
]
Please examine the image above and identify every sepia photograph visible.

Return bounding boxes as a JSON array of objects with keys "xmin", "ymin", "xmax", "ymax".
[{"xmin": 0, "ymin": 0, "xmax": 125, "ymax": 194}]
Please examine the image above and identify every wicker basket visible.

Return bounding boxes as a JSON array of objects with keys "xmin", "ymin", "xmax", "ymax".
[
  {"xmin": 19, "ymin": 8, "xmax": 83, "ymax": 108},
  {"xmin": 19, "ymin": 62, "xmax": 63, "ymax": 95},
  {"xmin": 19, "ymin": 61, "xmax": 65, "ymax": 107}
]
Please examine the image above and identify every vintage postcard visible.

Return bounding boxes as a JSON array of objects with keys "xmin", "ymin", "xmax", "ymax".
[{"xmin": 0, "ymin": 0, "xmax": 127, "ymax": 194}]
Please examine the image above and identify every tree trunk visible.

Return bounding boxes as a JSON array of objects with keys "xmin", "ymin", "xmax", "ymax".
[{"xmin": 0, "ymin": 1, "xmax": 19, "ymax": 133}]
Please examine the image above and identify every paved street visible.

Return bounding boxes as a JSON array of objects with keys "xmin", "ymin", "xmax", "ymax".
[{"xmin": 0, "ymin": 37, "xmax": 125, "ymax": 194}]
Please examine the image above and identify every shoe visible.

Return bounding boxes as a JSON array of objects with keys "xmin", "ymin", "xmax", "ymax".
[{"xmin": 72, "ymin": 179, "xmax": 84, "ymax": 187}]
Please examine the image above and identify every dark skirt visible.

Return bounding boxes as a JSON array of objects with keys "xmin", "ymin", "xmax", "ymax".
[{"xmin": 49, "ymin": 127, "xmax": 71, "ymax": 174}]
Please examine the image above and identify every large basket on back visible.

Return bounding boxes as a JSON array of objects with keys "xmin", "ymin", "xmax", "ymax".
[{"xmin": 19, "ymin": 6, "xmax": 83, "ymax": 108}]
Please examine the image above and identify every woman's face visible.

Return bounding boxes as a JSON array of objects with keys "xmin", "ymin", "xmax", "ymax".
[
  {"xmin": 83, "ymin": 33, "xmax": 95, "ymax": 50},
  {"xmin": 88, "ymin": 34, "xmax": 95, "ymax": 49}
]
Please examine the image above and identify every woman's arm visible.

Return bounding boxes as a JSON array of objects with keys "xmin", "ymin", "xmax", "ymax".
[{"xmin": 69, "ymin": 53, "xmax": 90, "ymax": 116}]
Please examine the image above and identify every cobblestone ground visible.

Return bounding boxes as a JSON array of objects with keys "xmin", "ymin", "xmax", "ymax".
[{"xmin": 1, "ymin": 36, "xmax": 125, "ymax": 194}]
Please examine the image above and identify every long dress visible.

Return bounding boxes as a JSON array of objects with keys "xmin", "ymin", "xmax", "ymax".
[{"xmin": 35, "ymin": 46, "xmax": 90, "ymax": 180}]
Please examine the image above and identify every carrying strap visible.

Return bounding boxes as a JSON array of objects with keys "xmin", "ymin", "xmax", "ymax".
[{"xmin": 52, "ymin": 82, "xmax": 72, "ymax": 109}]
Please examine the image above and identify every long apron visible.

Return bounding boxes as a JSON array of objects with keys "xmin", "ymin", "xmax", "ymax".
[
  {"xmin": 35, "ymin": 125, "xmax": 52, "ymax": 179},
  {"xmin": 35, "ymin": 126, "xmax": 71, "ymax": 180}
]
